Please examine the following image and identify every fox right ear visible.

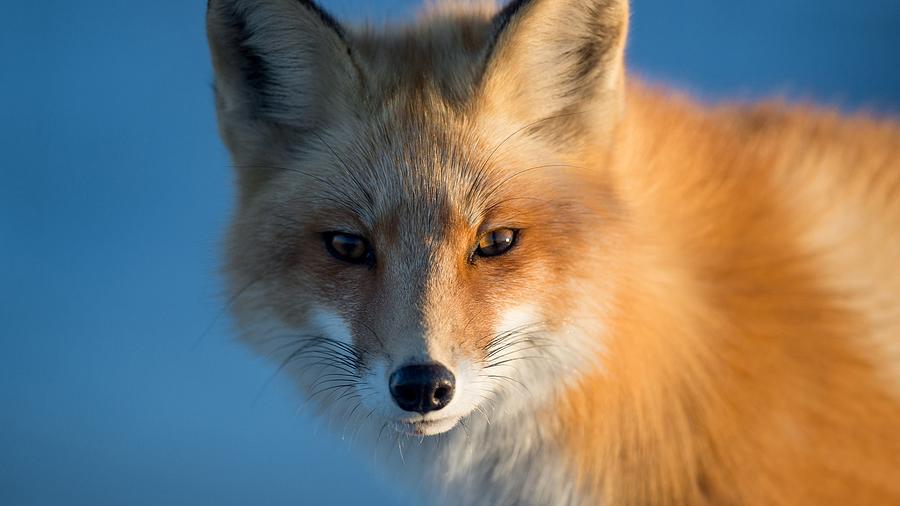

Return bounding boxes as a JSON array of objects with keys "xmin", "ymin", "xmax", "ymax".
[
  {"xmin": 207, "ymin": 0, "xmax": 364, "ymax": 145},
  {"xmin": 477, "ymin": 0, "xmax": 629, "ymax": 145}
]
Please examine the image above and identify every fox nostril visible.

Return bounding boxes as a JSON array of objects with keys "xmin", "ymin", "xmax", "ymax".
[
  {"xmin": 434, "ymin": 386, "xmax": 450, "ymax": 402},
  {"xmin": 389, "ymin": 363, "xmax": 456, "ymax": 414}
]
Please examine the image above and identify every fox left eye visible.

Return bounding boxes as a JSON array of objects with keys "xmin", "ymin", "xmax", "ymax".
[
  {"xmin": 476, "ymin": 228, "xmax": 519, "ymax": 258},
  {"xmin": 324, "ymin": 232, "xmax": 373, "ymax": 266}
]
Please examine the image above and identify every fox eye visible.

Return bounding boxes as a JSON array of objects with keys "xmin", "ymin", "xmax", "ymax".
[
  {"xmin": 324, "ymin": 232, "xmax": 373, "ymax": 266},
  {"xmin": 476, "ymin": 228, "xmax": 519, "ymax": 258}
]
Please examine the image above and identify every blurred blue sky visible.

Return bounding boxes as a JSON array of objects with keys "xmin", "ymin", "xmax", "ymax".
[{"xmin": 1, "ymin": 1, "xmax": 898, "ymax": 505}]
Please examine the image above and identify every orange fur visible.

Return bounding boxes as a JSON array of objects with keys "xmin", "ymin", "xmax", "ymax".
[
  {"xmin": 554, "ymin": 86, "xmax": 900, "ymax": 504},
  {"xmin": 208, "ymin": 0, "xmax": 900, "ymax": 503}
]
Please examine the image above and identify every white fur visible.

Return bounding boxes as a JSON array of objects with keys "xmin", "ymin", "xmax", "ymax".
[
  {"xmin": 237, "ymin": 297, "xmax": 604, "ymax": 504},
  {"xmin": 307, "ymin": 307, "xmax": 354, "ymax": 347}
]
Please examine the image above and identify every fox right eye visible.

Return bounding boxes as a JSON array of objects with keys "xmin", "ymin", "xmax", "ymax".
[{"xmin": 324, "ymin": 232, "xmax": 374, "ymax": 266}]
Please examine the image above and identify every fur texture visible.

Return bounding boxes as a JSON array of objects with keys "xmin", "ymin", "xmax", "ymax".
[{"xmin": 207, "ymin": 0, "xmax": 900, "ymax": 504}]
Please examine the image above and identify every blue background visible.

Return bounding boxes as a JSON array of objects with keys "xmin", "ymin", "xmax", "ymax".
[{"xmin": 2, "ymin": 1, "xmax": 898, "ymax": 504}]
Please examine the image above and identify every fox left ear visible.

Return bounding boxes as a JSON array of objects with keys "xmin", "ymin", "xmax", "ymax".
[
  {"xmin": 206, "ymin": 0, "xmax": 365, "ymax": 151},
  {"xmin": 478, "ymin": 0, "xmax": 629, "ymax": 144}
]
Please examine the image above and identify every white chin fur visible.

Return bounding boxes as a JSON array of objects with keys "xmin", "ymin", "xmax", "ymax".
[{"xmin": 394, "ymin": 416, "xmax": 461, "ymax": 436}]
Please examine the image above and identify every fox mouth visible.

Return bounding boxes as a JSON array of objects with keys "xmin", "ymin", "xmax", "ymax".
[{"xmin": 394, "ymin": 416, "xmax": 460, "ymax": 436}]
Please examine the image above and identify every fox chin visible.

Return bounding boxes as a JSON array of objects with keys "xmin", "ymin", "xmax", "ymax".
[{"xmin": 207, "ymin": 0, "xmax": 900, "ymax": 504}]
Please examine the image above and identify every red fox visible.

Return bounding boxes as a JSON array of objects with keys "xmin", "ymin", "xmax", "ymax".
[{"xmin": 207, "ymin": 0, "xmax": 900, "ymax": 504}]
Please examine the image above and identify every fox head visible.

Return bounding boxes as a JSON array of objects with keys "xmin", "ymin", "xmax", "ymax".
[{"xmin": 208, "ymin": 0, "xmax": 629, "ymax": 436}]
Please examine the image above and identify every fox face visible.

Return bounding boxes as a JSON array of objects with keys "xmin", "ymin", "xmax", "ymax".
[
  {"xmin": 225, "ymin": 109, "xmax": 606, "ymax": 436},
  {"xmin": 208, "ymin": 0, "xmax": 628, "ymax": 437}
]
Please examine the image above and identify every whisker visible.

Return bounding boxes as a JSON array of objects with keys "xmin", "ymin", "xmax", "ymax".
[
  {"xmin": 193, "ymin": 275, "xmax": 265, "ymax": 350},
  {"xmin": 310, "ymin": 376, "xmax": 362, "ymax": 392},
  {"xmin": 483, "ymin": 335, "xmax": 552, "ymax": 360},
  {"xmin": 458, "ymin": 418, "xmax": 472, "ymax": 442},
  {"xmin": 485, "ymin": 343, "xmax": 558, "ymax": 363},
  {"xmin": 309, "ymin": 384, "xmax": 357, "ymax": 401},
  {"xmin": 486, "ymin": 356, "xmax": 555, "ymax": 369},
  {"xmin": 485, "ymin": 374, "xmax": 533, "ymax": 397},
  {"xmin": 358, "ymin": 321, "xmax": 387, "ymax": 350},
  {"xmin": 480, "ymin": 163, "xmax": 587, "ymax": 206},
  {"xmin": 474, "ymin": 405, "xmax": 492, "ymax": 426}
]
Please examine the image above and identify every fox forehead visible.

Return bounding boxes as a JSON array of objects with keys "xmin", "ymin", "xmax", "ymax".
[{"xmin": 272, "ymin": 102, "xmax": 542, "ymax": 237}]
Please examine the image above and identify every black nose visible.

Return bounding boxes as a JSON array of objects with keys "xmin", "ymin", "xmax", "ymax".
[{"xmin": 389, "ymin": 363, "xmax": 455, "ymax": 413}]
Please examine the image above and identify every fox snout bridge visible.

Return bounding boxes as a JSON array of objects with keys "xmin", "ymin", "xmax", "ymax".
[{"xmin": 389, "ymin": 364, "xmax": 456, "ymax": 413}]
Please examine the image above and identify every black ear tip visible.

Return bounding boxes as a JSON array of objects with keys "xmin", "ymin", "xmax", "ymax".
[
  {"xmin": 296, "ymin": 0, "xmax": 347, "ymax": 41},
  {"xmin": 494, "ymin": 0, "xmax": 534, "ymax": 31},
  {"xmin": 498, "ymin": 0, "xmax": 534, "ymax": 19},
  {"xmin": 484, "ymin": 0, "xmax": 536, "ymax": 64}
]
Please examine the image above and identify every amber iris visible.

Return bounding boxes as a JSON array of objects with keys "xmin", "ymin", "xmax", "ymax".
[
  {"xmin": 324, "ymin": 232, "xmax": 372, "ymax": 265},
  {"xmin": 476, "ymin": 228, "xmax": 518, "ymax": 258}
]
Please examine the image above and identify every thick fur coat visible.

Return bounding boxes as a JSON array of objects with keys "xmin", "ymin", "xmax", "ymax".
[{"xmin": 207, "ymin": 1, "xmax": 900, "ymax": 504}]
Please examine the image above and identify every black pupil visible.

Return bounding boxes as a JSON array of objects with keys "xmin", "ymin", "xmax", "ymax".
[
  {"xmin": 480, "ymin": 229, "xmax": 515, "ymax": 256},
  {"xmin": 331, "ymin": 234, "xmax": 367, "ymax": 261}
]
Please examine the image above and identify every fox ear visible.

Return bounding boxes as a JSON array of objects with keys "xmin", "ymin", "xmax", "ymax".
[
  {"xmin": 207, "ymin": 0, "xmax": 364, "ymax": 143},
  {"xmin": 478, "ymin": 0, "xmax": 629, "ymax": 143}
]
